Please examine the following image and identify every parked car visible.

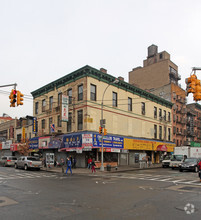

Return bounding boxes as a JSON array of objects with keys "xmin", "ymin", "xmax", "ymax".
[
  {"xmin": 15, "ymin": 156, "xmax": 42, "ymax": 171},
  {"xmin": 169, "ymin": 154, "xmax": 187, "ymax": 169},
  {"xmin": 0, "ymin": 156, "xmax": 17, "ymax": 167},
  {"xmin": 179, "ymin": 157, "xmax": 201, "ymax": 172},
  {"xmin": 162, "ymin": 155, "xmax": 171, "ymax": 168}
]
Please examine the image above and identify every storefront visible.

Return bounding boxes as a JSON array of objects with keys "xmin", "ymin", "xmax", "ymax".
[{"xmin": 124, "ymin": 138, "xmax": 175, "ymax": 165}]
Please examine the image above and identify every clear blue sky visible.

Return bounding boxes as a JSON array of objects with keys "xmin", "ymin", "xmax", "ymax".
[{"xmin": 0, "ymin": 0, "xmax": 200, "ymax": 118}]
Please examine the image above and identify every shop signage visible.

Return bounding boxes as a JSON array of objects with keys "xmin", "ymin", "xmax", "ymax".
[
  {"xmin": 124, "ymin": 138, "xmax": 175, "ymax": 152},
  {"xmin": 63, "ymin": 134, "xmax": 82, "ymax": 148},
  {"xmin": 29, "ymin": 137, "xmax": 39, "ymax": 149},
  {"xmin": 82, "ymin": 134, "xmax": 93, "ymax": 148},
  {"xmin": 61, "ymin": 95, "xmax": 69, "ymax": 122},
  {"xmin": 2, "ymin": 140, "xmax": 12, "ymax": 149},
  {"xmin": 32, "ymin": 117, "xmax": 38, "ymax": 134},
  {"xmin": 93, "ymin": 134, "xmax": 123, "ymax": 149}
]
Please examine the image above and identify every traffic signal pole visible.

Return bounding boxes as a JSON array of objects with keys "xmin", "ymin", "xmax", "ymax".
[{"xmin": 0, "ymin": 83, "xmax": 17, "ymax": 89}]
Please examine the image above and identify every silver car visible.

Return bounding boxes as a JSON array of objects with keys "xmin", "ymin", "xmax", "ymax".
[
  {"xmin": 15, "ymin": 156, "xmax": 42, "ymax": 171},
  {"xmin": 0, "ymin": 156, "xmax": 17, "ymax": 167}
]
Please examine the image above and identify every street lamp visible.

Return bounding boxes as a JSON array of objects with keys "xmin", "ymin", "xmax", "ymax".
[{"xmin": 100, "ymin": 78, "xmax": 119, "ymax": 171}]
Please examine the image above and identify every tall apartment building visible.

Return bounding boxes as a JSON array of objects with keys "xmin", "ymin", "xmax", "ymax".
[
  {"xmin": 31, "ymin": 65, "xmax": 175, "ymax": 167},
  {"xmin": 129, "ymin": 45, "xmax": 186, "ymax": 146},
  {"xmin": 186, "ymin": 103, "xmax": 201, "ymax": 146}
]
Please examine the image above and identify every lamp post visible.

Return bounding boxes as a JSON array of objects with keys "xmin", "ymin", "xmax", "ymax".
[{"xmin": 100, "ymin": 78, "xmax": 119, "ymax": 171}]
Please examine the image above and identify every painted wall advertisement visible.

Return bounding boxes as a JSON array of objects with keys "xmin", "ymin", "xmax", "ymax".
[{"xmin": 93, "ymin": 134, "xmax": 123, "ymax": 149}]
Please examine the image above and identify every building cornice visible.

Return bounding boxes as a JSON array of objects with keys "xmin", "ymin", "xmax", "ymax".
[{"xmin": 31, "ymin": 65, "xmax": 173, "ymax": 108}]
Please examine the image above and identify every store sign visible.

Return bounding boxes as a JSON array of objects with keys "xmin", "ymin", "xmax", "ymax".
[
  {"xmin": 32, "ymin": 117, "xmax": 38, "ymax": 134},
  {"xmin": 82, "ymin": 134, "xmax": 93, "ymax": 148},
  {"xmin": 2, "ymin": 140, "xmax": 12, "ymax": 149},
  {"xmin": 63, "ymin": 134, "xmax": 82, "ymax": 149},
  {"xmin": 61, "ymin": 95, "xmax": 69, "ymax": 122},
  {"xmin": 93, "ymin": 134, "xmax": 123, "ymax": 149},
  {"xmin": 29, "ymin": 137, "xmax": 39, "ymax": 149}
]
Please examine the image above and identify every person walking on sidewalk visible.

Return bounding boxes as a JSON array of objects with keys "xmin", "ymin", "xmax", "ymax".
[
  {"xmin": 91, "ymin": 159, "xmax": 96, "ymax": 173},
  {"xmin": 66, "ymin": 157, "xmax": 72, "ymax": 175},
  {"xmin": 198, "ymin": 160, "xmax": 201, "ymax": 182}
]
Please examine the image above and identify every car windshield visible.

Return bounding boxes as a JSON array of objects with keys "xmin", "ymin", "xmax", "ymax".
[
  {"xmin": 184, "ymin": 158, "xmax": 197, "ymax": 163},
  {"xmin": 171, "ymin": 155, "xmax": 183, "ymax": 161},
  {"xmin": 27, "ymin": 157, "xmax": 40, "ymax": 161}
]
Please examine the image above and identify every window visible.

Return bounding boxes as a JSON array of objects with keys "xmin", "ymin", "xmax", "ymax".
[
  {"xmin": 67, "ymin": 112, "xmax": 72, "ymax": 132},
  {"xmin": 67, "ymin": 89, "xmax": 72, "ymax": 104},
  {"xmin": 159, "ymin": 126, "xmax": 162, "ymax": 140},
  {"xmin": 168, "ymin": 128, "xmax": 171, "ymax": 141},
  {"xmin": 57, "ymin": 115, "xmax": 61, "ymax": 127},
  {"xmin": 141, "ymin": 102, "xmax": 145, "ymax": 115},
  {"xmin": 77, "ymin": 110, "xmax": 83, "ymax": 130},
  {"xmin": 113, "ymin": 92, "xmax": 118, "ymax": 107},
  {"xmin": 159, "ymin": 53, "xmax": 163, "ymax": 59},
  {"xmin": 49, "ymin": 117, "xmax": 52, "ymax": 133},
  {"xmin": 42, "ymin": 119, "xmax": 45, "ymax": 129},
  {"xmin": 164, "ymin": 126, "xmax": 167, "ymax": 140},
  {"xmin": 154, "ymin": 106, "xmax": 157, "ymax": 118},
  {"xmin": 159, "ymin": 108, "xmax": 162, "ymax": 119},
  {"xmin": 58, "ymin": 92, "xmax": 62, "ymax": 106},
  {"xmin": 90, "ymin": 84, "xmax": 96, "ymax": 101},
  {"xmin": 163, "ymin": 110, "xmax": 166, "ymax": 121},
  {"xmin": 128, "ymin": 97, "xmax": 132, "ymax": 111},
  {"xmin": 49, "ymin": 96, "xmax": 53, "ymax": 110},
  {"xmin": 154, "ymin": 125, "xmax": 157, "ymax": 139},
  {"xmin": 168, "ymin": 112, "xmax": 171, "ymax": 122},
  {"xmin": 42, "ymin": 99, "xmax": 46, "ymax": 112},
  {"xmin": 35, "ymin": 102, "xmax": 38, "ymax": 115},
  {"xmin": 78, "ymin": 85, "xmax": 83, "ymax": 101}
]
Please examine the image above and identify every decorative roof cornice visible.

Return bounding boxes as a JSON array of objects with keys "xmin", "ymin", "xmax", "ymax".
[{"xmin": 31, "ymin": 65, "xmax": 173, "ymax": 108}]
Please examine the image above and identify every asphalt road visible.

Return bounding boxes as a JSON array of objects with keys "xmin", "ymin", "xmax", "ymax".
[{"xmin": 0, "ymin": 167, "xmax": 201, "ymax": 220}]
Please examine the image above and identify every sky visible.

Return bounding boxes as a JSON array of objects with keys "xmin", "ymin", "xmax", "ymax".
[{"xmin": 0, "ymin": 0, "xmax": 201, "ymax": 119}]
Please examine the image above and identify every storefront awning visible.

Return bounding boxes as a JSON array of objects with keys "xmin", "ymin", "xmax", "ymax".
[{"xmin": 157, "ymin": 145, "xmax": 167, "ymax": 151}]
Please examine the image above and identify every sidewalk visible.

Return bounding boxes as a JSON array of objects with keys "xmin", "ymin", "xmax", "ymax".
[{"xmin": 41, "ymin": 163, "xmax": 162, "ymax": 175}]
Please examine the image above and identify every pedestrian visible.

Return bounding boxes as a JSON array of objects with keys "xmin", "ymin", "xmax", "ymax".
[
  {"xmin": 87, "ymin": 157, "xmax": 92, "ymax": 169},
  {"xmin": 91, "ymin": 159, "xmax": 96, "ymax": 173},
  {"xmin": 66, "ymin": 157, "xmax": 72, "ymax": 175},
  {"xmin": 61, "ymin": 158, "xmax": 65, "ymax": 173},
  {"xmin": 198, "ymin": 160, "xmax": 201, "ymax": 182},
  {"xmin": 148, "ymin": 156, "xmax": 152, "ymax": 167},
  {"xmin": 72, "ymin": 157, "xmax": 76, "ymax": 169}
]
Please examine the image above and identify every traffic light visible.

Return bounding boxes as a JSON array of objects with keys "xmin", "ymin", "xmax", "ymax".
[
  {"xmin": 104, "ymin": 128, "xmax": 107, "ymax": 136},
  {"xmin": 185, "ymin": 74, "xmax": 197, "ymax": 95},
  {"xmin": 99, "ymin": 126, "xmax": 102, "ymax": 134},
  {"xmin": 17, "ymin": 90, "xmax": 24, "ymax": 106},
  {"xmin": 9, "ymin": 89, "xmax": 17, "ymax": 107},
  {"xmin": 194, "ymin": 79, "xmax": 201, "ymax": 101}
]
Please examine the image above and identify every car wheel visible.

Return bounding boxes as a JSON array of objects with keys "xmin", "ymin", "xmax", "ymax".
[
  {"xmin": 162, "ymin": 165, "xmax": 165, "ymax": 168},
  {"xmin": 172, "ymin": 167, "xmax": 175, "ymax": 170},
  {"xmin": 195, "ymin": 167, "xmax": 198, "ymax": 172},
  {"xmin": 24, "ymin": 164, "xmax": 28, "ymax": 171},
  {"xmin": 179, "ymin": 169, "xmax": 183, "ymax": 172},
  {"xmin": 15, "ymin": 164, "xmax": 18, "ymax": 169}
]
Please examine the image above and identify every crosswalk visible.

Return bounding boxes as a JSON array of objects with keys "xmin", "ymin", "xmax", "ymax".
[
  {"xmin": 94, "ymin": 173, "xmax": 201, "ymax": 186},
  {"xmin": 0, "ymin": 171, "xmax": 57, "ymax": 180}
]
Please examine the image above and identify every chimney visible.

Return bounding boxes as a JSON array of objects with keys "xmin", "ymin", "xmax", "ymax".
[
  {"xmin": 118, "ymin": 76, "xmax": 124, "ymax": 81},
  {"xmin": 100, "ymin": 68, "xmax": 107, "ymax": 73}
]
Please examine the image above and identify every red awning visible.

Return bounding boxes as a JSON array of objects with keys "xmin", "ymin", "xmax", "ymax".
[{"xmin": 157, "ymin": 145, "xmax": 167, "ymax": 151}]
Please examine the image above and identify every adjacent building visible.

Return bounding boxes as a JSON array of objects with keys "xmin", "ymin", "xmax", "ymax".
[{"xmin": 129, "ymin": 45, "xmax": 186, "ymax": 146}]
